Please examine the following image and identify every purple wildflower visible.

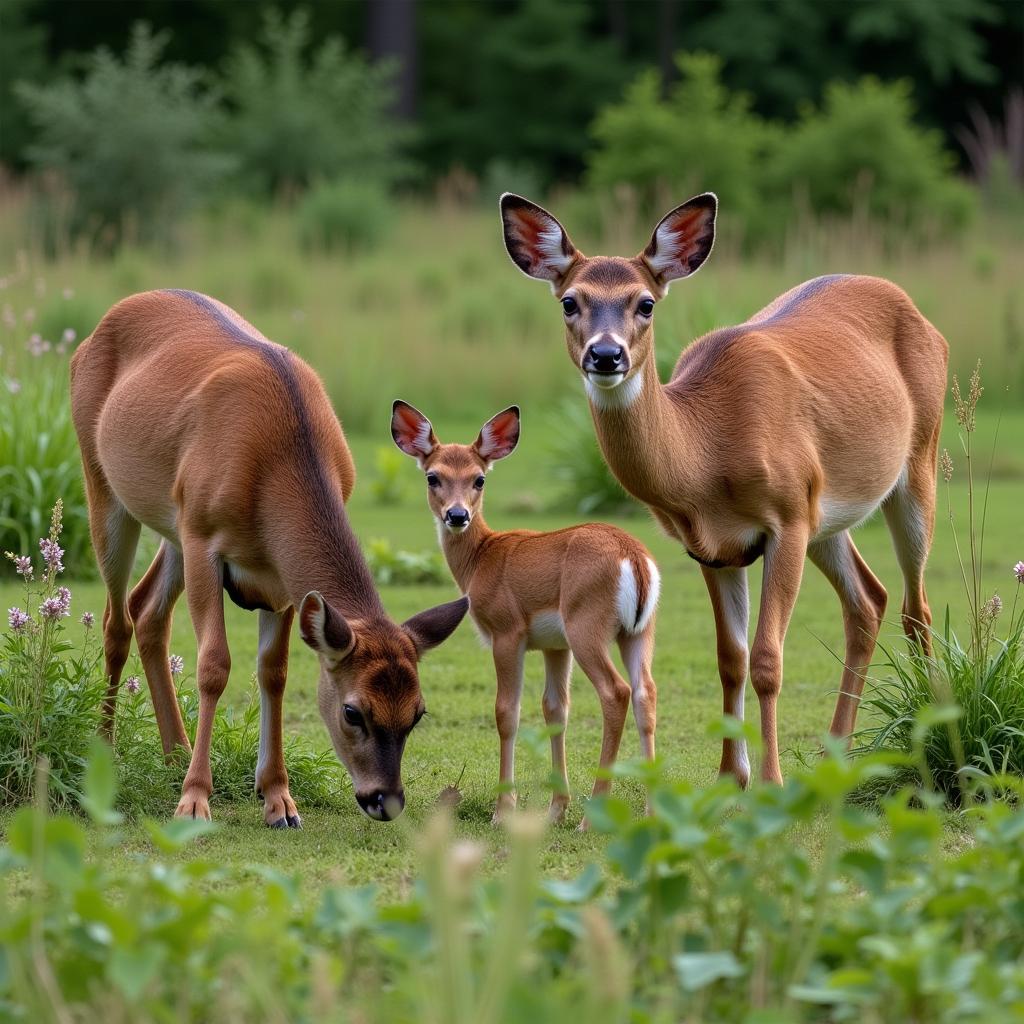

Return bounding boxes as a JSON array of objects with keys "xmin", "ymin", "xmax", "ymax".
[
  {"xmin": 39, "ymin": 537, "xmax": 64, "ymax": 574},
  {"xmin": 125, "ymin": 676, "xmax": 141, "ymax": 695},
  {"xmin": 1015, "ymin": 561, "xmax": 1024, "ymax": 585},
  {"xmin": 8, "ymin": 607, "xmax": 29, "ymax": 632},
  {"xmin": 169, "ymin": 654, "xmax": 184, "ymax": 676},
  {"xmin": 40, "ymin": 594, "xmax": 70, "ymax": 619},
  {"xmin": 61, "ymin": 327, "xmax": 76, "ymax": 345},
  {"xmin": 5, "ymin": 378, "xmax": 20, "ymax": 394},
  {"xmin": 26, "ymin": 333, "xmax": 49, "ymax": 357},
  {"xmin": 12, "ymin": 555, "xmax": 32, "ymax": 579},
  {"xmin": 81, "ymin": 611, "xmax": 95, "ymax": 629}
]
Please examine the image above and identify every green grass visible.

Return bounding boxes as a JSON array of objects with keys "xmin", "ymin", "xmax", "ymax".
[{"xmin": 2, "ymin": 411, "xmax": 1021, "ymax": 895}]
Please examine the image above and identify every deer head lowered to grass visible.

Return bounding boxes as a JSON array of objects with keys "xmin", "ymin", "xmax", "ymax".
[
  {"xmin": 500, "ymin": 192, "xmax": 948, "ymax": 786},
  {"xmin": 70, "ymin": 289, "xmax": 468, "ymax": 827},
  {"xmin": 392, "ymin": 400, "xmax": 660, "ymax": 827}
]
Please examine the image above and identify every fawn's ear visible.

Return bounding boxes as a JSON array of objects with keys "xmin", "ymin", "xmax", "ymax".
[
  {"xmin": 474, "ymin": 406, "xmax": 520, "ymax": 465},
  {"xmin": 640, "ymin": 193, "xmax": 717, "ymax": 289},
  {"xmin": 500, "ymin": 194, "xmax": 580, "ymax": 288},
  {"xmin": 391, "ymin": 400, "xmax": 439, "ymax": 464},
  {"xmin": 403, "ymin": 596, "xmax": 470, "ymax": 657},
  {"xmin": 299, "ymin": 592, "xmax": 355, "ymax": 664}
]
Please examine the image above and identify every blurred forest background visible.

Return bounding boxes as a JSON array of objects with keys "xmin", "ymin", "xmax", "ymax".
[{"xmin": 1, "ymin": 0, "xmax": 1022, "ymax": 560}]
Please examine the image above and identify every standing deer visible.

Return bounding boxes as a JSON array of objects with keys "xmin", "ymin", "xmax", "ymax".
[
  {"xmin": 499, "ymin": 193, "xmax": 947, "ymax": 785},
  {"xmin": 71, "ymin": 290, "xmax": 468, "ymax": 826},
  {"xmin": 391, "ymin": 401, "xmax": 660, "ymax": 825}
]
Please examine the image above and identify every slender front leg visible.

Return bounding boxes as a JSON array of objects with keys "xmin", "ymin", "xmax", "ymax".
[
  {"xmin": 175, "ymin": 536, "xmax": 230, "ymax": 821},
  {"xmin": 492, "ymin": 635, "xmax": 526, "ymax": 823},
  {"xmin": 750, "ymin": 528, "xmax": 808, "ymax": 785},
  {"xmin": 256, "ymin": 607, "xmax": 301, "ymax": 829},
  {"xmin": 541, "ymin": 648, "xmax": 573, "ymax": 824},
  {"xmin": 700, "ymin": 565, "xmax": 750, "ymax": 787}
]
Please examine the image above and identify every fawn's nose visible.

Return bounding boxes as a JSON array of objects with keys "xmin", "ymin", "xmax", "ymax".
[
  {"xmin": 356, "ymin": 789, "xmax": 405, "ymax": 821},
  {"xmin": 445, "ymin": 506, "xmax": 470, "ymax": 528},
  {"xmin": 584, "ymin": 339, "xmax": 627, "ymax": 373}
]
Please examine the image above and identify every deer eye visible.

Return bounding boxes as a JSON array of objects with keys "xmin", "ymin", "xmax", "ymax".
[
  {"xmin": 561, "ymin": 296, "xmax": 578, "ymax": 316},
  {"xmin": 473, "ymin": 475, "xmax": 485, "ymax": 490},
  {"xmin": 426, "ymin": 472, "xmax": 440, "ymax": 488},
  {"xmin": 637, "ymin": 298, "xmax": 655, "ymax": 317},
  {"xmin": 343, "ymin": 704, "xmax": 366, "ymax": 729}
]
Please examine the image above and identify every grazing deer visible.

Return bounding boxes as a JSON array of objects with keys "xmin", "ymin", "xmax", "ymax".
[
  {"xmin": 499, "ymin": 193, "xmax": 947, "ymax": 786},
  {"xmin": 70, "ymin": 290, "xmax": 468, "ymax": 826},
  {"xmin": 391, "ymin": 400, "xmax": 660, "ymax": 825}
]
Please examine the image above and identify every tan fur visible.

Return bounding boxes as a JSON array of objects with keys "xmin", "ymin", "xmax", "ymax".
[
  {"xmin": 71, "ymin": 290, "xmax": 467, "ymax": 826},
  {"xmin": 392, "ymin": 402, "xmax": 659, "ymax": 826},
  {"xmin": 501, "ymin": 194, "xmax": 948, "ymax": 786}
]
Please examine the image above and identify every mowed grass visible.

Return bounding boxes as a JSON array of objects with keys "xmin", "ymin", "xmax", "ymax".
[{"xmin": 2, "ymin": 409, "xmax": 1021, "ymax": 895}]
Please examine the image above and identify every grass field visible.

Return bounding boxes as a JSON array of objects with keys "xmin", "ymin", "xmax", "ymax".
[{"xmin": 3, "ymin": 408, "xmax": 1021, "ymax": 896}]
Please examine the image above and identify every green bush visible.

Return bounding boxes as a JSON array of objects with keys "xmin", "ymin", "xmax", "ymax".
[
  {"xmin": 296, "ymin": 178, "xmax": 395, "ymax": 254},
  {"xmin": 15, "ymin": 24, "xmax": 232, "ymax": 251},
  {"xmin": 221, "ymin": 8, "xmax": 410, "ymax": 197},
  {"xmin": 365, "ymin": 538, "xmax": 447, "ymax": 587}
]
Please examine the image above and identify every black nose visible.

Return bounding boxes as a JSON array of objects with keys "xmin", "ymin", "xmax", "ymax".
[
  {"xmin": 446, "ymin": 507, "xmax": 470, "ymax": 527},
  {"xmin": 586, "ymin": 341, "xmax": 626, "ymax": 373},
  {"xmin": 356, "ymin": 789, "xmax": 405, "ymax": 821}
]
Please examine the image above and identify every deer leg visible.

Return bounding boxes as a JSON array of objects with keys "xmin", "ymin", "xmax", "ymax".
[
  {"xmin": 256, "ymin": 607, "xmax": 300, "ymax": 829},
  {"xmin": 808, "ymin": 531, "xmax": 887, "ymax": 742},
  {"xmin": 128, "ymin": 540, "xmax": 189, "ymax": 755},
  {"xmin": 541, "ymin": 648, "xmax": 573, "ymax": 824},
  {"xmin": 618, "ymin": 626, "xmax": 657, "ymax": 814},
  {"xmin": 750, "ymin": 528, "xmax": 807, "ymax": 785},
  {"xmin": 492, "ymin": 635, "xmax": 526, "ymax": 824},
  {"xmin": 700, "ymin": 565, "xmax": 750, "ymax": 786},
  {"xmin": 175, "ymin": 535, "xmax": 230, "ymax": 821}
]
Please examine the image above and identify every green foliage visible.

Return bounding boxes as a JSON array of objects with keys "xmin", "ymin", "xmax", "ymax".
[
  {"xmin": 15, "ymin": 23, "xmax": 232, "ymax": 250},
  {"xmin": 543, "ymin": 399, "xmax": 637, "ymax": 516},
  {"xmin": 296, "ymin": 178, "xmax": 395, "ymax": 254},
  {"xmin": 365, "ymin": 538, "xmax": 447, "ymax": 587},
  {"xmin": 0, "ymin": 0, "xmax": 48, "ymax": 168},
  {"xmin": 220, "ymin": 8, "xmax": 409, "ymax": 196},
  {"xmin": 3, "ymin": 740, "xmax": 1024, "ymax": 1021},
  {"xmin": 367, "ymin": 446, "xmax": 408, "ymax": 506}
]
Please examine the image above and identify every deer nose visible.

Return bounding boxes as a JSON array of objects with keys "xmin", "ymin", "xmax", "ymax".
[
  {"xmin": 585, "ymin": 340, "xmax": 626, "ymax": 373},
  {"xmin": 445, "ymin": 507, "xmax": 470, "ymax": 528},
  {"xmin": 356, "ymin": 789, "xmax": 405, "ymax": 821}
]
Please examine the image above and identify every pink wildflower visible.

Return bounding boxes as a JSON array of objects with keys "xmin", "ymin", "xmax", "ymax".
[
  {"xmin": 39, "ymin": 537, "xmax": 64, "ymax": 574},
  {"xmin": 81, "ymin": 611, "xmax": 95, "ymax": 629},
  {"xmin": 125, "ymin": 676, "xmax": 141, "ymax": 695},
  {"xmin": 8, "ymin": 607, "xmax": 29, "ymax": 632},
  {"xmin": 12, "ymin": 555, "xmax": 33, "ymax": 579},
  {"xmin": 40, "ymin": 592, "xmax": 70, "ymax": 619},
  {"xmin": 5, "ymin": 378, "xmax": 20, "ymax": 394},
  {"xmin": 1015, "ymin": 561, "xmax": 1024, "ymax": 585},
  {"xmin": 169, "ymin": 654, "xmax": 184, "ymax": 676}
]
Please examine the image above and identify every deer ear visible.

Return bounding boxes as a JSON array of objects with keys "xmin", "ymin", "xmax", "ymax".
[
  {"xmin": 391, "ymin": 400, "xmax": 438, "ymax": 463},
  {"xmin": 299, "ymin": 592, "xmax": 355, "ymax": 663},
  {"xmin": 403, "ymin": 596, "xmax": 470, "ymax": 656},
  {"xmin": 641, "ymin": 193, "xmax": 717, "ymax": 288},
  {"xmin": 474, "ymin": 406, "xmax": 520, "ymax": 465},
  {"xmin": 500, "ymin": 194, "xmax": 579, "ymax": 287}
]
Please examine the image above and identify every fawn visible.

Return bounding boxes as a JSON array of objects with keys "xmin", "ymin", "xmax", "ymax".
[{"xmin": 392, "ymin": 400, "xmax": 660, "ymax": 825}]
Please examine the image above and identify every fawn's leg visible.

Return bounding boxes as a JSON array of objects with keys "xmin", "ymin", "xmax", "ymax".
[
  {"xmin": 492, "ymin": 634, "xmax": 526, "ymax": 823},
  {"xmin": 541, "ymin": 648, "xmax": 573, "ymax": 824}
]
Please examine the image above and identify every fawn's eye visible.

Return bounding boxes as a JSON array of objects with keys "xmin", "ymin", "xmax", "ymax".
[
  {"xmin": 426, "ymin": 472, "xmax": 440, "ymax": 488},
  {"xmin": 343, "ymin": 704, "xmax": 366, "ymax": 729},
  {"xmin": 473, "ymin": 475, "xmax": 485, "ymax": 490},
  {"xmin": 561, "ymin": 296, "xmax": 578, "ymax": 316},
  {"xmin": 637, "ymin": 298, "xmax": 655, "ymax": 317}
]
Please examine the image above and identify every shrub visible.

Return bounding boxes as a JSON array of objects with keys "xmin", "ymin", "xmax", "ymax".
[
  {"xmin": 296, "ymin": 178, "xmax": 395, "ymax": 254},
  {"xmin": 220, "ymin": 8, "xmax": 410, "ymax": 197},
  {"xmin": 15, "ymin": 24, "xmax": 232, "ymax": 251},
  {"xmin": 365, "ymin": 538, "xmax": 448, "ymax": 586},
  {"xmin": 367, "ymin": 446, "xmax": 408, "ymax": 506}
]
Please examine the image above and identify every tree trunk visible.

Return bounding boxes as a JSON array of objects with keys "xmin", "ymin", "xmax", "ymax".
[{"xmin": 366, "ymin": 0, "xmax": 417, "ymax": 119}]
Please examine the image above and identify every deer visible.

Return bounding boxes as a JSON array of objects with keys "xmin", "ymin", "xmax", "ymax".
[
  {"xmin": 70, "ymin": 289, "xmax": 468, "ymax": 827},
  {"xmin": 391, "ymin": 400, "xmax": 660, "ymax": 826},
  {"xmin": 499, "ymin": 192, "xmax": 948, "ymax": 786}
]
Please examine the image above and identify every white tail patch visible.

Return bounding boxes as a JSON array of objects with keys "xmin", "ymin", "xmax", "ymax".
[{"xmin": 616, "ymin": 557, "xmax": 660, "ymax": 635}]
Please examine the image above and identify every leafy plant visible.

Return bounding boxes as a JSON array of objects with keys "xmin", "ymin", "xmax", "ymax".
[
  {"xmin": 16, "ymin": 23, "xmax": 232, "ymax": 250},
  {"xmin": 367, "ymin": 445, "xmax": 408, "ymax": 505},
  {"xmin": 296, "ymin": 178, "xmax": 395, "ymax": 254},
  {"xmin": 365, "ymin": 538, "xmax": 447, "ymax": 586}
]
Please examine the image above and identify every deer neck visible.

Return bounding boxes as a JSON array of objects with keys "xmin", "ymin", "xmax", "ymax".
[
  {"xmin": 438, "ymin": 513, "xmax": 493, "ymax": 594},
  {"xmin": 584, "ymin": 354, "xmax": 699, "ymax": 505}
]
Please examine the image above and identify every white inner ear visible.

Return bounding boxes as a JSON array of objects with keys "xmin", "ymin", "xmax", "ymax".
[
  {"xmin": 646, "ymin": 222, "xmax": 686, "ymax": 275},
  {"xmin": 478, "ymin": 420, "xmax": 513, "ymax": 461},
  {"xmin": 537, "ymin": 226, "xmax": 573, "ymax": 275},
  {"xmin": 301, "ymin": 597, "xmax": 354, "ymax": 664}
]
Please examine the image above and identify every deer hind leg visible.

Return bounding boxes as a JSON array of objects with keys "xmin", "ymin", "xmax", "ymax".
[
  {"xmin": 883, "ymin": 436, "xmax": 939, "ymax": 654},
  {"xmin": 618, "ymin": 626, "xmax": 657, "ymax": 813},
  {"xmin": 491, "ymin": 634, "xmax": 526, "ymax": 824},
  {"xmin": 84, "ymin": 473, "xmax": 141, "ymax": 742},
  {"xmin": 256, "ymin": 607, "xmax": 301, "ymax": 829},
  {"xmin": 175, "ymin": 533, "xmax": 230, "ymax": 821},
  {"xmin": 127, "ymin": 540, "xmax": 189, "ymax": 755},
  {"xmin": 808, "ymin": 531, "xmax": 887, "ymax": 742},
  {"xmin": 701, "ymin": 566, "xmax": 750, "ymax": 787},
  {"xmin": 541, "ymin": 648, "xmax": 573, "ymax": 824}
]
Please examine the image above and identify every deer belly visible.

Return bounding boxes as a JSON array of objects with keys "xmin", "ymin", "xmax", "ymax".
[{"xmin": 527, "ymin": 611, "xmax": 569, "ymax": 650}]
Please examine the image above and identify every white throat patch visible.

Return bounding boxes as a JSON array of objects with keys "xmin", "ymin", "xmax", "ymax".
[{"xmin": 584, "ymin": 368, "xmax": 645, "ymax": 411}]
